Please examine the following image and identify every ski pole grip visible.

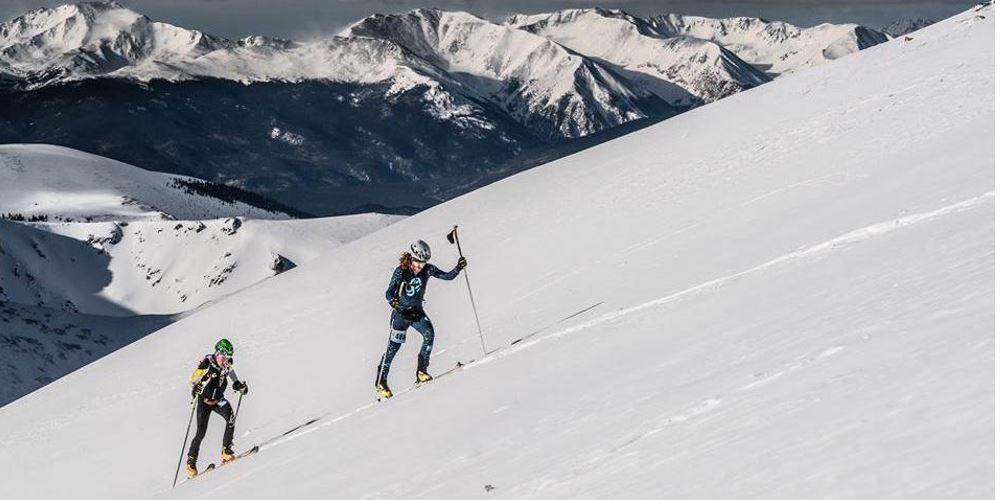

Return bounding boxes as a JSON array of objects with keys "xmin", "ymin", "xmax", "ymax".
[{"xmin": 452, "ymin": 225, "xmax": 464, "ymax": 257}]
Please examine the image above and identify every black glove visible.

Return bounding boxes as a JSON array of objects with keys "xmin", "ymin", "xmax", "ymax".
[
  {"xmin": 192, "ymin": 382, "xmax": 204, "ymax": 399},
  {"xmin": 456, "ymin": 256, "xmax": 467, "ymax": 270},
  {"xmin": 390, "ymin": 298, "xmax": 400, "ymax": 310},
  {"xmin": 233, "ymin": 380, "xmax": 248, "ymax": 395}
]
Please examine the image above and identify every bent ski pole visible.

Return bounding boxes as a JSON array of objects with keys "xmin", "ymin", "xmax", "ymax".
[
  {"xmin": 172, "ymin": 398, "xmax": 198, "ymax": 488},
  {"xmin": 447, "ymin": 225, "xmax": 486, "ymax": 356}
]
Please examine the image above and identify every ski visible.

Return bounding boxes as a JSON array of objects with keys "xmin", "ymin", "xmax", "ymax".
[
  {"xmin": 416, "ymin": 360, "xmax": 465, "ymax": 388},
  {"xmin": 185, "ymin": 446, "xmax": 259, "ymax": 481},
  {"xmin": 190, "ymin": 463, "xmax": 215, "ymax": 478},
  {"xmin": 377, "ymin": 361, "xmax": 466, "ymax": 401}
]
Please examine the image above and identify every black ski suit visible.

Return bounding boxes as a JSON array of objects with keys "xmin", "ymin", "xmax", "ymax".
[
  {"xmin": 187, "ymin": 354, "xmax": 243, "ymax": 460},
  {"xmin": 377, "ymin": 262, "xmax": 460, "ymax": 383}
]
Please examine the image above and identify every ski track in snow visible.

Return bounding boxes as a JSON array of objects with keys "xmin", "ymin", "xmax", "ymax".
[
  {"xmin": 484, "ymin": 191, "xmax": 994, "ymax": 362},
  {"xmin": 251, "ymin": 191, "xmax": 993, "ymax": 457}
]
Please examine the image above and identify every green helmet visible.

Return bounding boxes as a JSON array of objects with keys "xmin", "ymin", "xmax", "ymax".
[{"xmin": 215, "ymin": 338, "xmax": 234, "ymax": 356}]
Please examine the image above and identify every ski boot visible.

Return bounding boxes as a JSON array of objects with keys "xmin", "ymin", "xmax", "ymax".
[
  {"xmin": 221, "ymin": 446, "xmax": 236, "ymax": 463},
  {"xmin": 375, "ymin": 381, "xmax": 393, "ymax": 399},
  {"xmin": 415, "ymin": 370, "xmax": 433, "ymax": 385},
  {"xmin": 185, "ymin": 455, "xmax": 198, "ymax": 477}
]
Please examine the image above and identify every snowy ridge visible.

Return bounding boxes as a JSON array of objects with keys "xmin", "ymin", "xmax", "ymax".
[
  {"xmin": 1, "ymin": 2, "xmax": 661, "ymax": 139},
  {"xmin": 648, "ymin": 12, "xmax": 889, "ymax": 76},
  {"xmin": 0, "ymin": 4, "xmax": 991, "ymax": 499},
  {"xmin": 507, "ymin": 8, "xmax": 772, "ymax": 106},
  {"xmin": 0, "ymin": 144, "xmax": 294, "ymax": 221},
  {"xmin": 0, "ymin": 214, "xmax": 400, "ymax": 316},
  {"xmin": 345, "ymin": 9, "xmax": 656, "ymax": 137}
]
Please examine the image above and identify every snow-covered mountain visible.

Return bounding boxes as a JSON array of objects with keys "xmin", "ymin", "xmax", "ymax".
[
  {"xmin": 0, "ymin": 4, "xmax": 991, "ymax": 499},
  {"xmin": 647, "ymin": 13, "xmax": 889, "ymax": 76},
  {"xmin": 0, "ymin": 2, "xmax": 890, "ymax": 215},
  {"xmin": 507, "ymin": 8, "xmax": 771, "ymax": 106},
  {"xmin": 0, "ymin": 214, "xmax": 400, "ymax": 316},
  {"xmin": 345, "ymin": 9, "xmax": 660, "ymax": 138},
  {"xmin": 0, "ymin": 1, "xmax": 666, "ymax": 140},
  {"xmin": 0, "ymin": 144, "xmax": 400, "ymax": 404},
  {"xmin": 0, "ymin": 1, "xmax": 416, "ymax": 86},
  {"xmin": 0, "ymin": 144, "xmax": 301, "ymax": 221}
]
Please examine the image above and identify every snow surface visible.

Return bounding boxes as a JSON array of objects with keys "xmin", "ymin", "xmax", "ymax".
[
  {"xmin": 0, "ymin": 144, "xmax": 292, "ymax": 221},
  {"xmin": 1, "ymin": 214, "xmax": 401, "ymax": 316},
  {"xmin": 0, "ymin": 4, "xmax": 993, "ymax": 499}
]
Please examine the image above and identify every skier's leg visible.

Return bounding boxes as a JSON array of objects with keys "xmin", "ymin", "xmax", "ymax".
[
  {"xmin": 187, "ymin": 401, "xmax": 211, "ymax": 460},
  {"xmin": 377, "ymin": 312, "xmax": 410, "ymax": 384},
  {"xmin": 377, "ymin": 339, "xmax": 403, "ymax": 384},
  {"xmin": 412, "ymin": 316, "xmax": 435, "ymax": 374},
  {"xmin": 212, "ymin": 399, "xmax": 236, "ymax": 451}
]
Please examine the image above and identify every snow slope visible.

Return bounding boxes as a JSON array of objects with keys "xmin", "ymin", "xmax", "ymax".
[
  {"xmin": 0, "ymin": 301, "xmax": 171, "ymax": 406},
  {"xmin": 0, "ymin": 144, "xmax": 295, "ymax": 221},
  {"xmin": 0, "ymin": 4, "xmax": 993, "ymax": 499},
  {"xmin": 0, "ymin": 214, "xmax": 400, "ymax": 315}
]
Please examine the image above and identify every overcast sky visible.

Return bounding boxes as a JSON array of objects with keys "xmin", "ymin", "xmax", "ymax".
[{"xmin": 0, "ymin": 0, "xmax": 975, "ymax": 40}]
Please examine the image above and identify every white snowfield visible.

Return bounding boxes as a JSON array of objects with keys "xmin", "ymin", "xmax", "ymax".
[
  {"xmin": 0, "ymin": 144, "xmax": 291, "ymax": 221},
  {"xmin": 0, "ymin": 215, "xmax": 401, "ymax": 316},
  {"xmin": 0, "ymin": 5, "xmax": 993, "ymax": 500}
]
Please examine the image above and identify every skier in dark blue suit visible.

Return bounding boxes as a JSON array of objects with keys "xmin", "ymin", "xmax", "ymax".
[{"xmin": 376, "ymin": 239, "xmax": 465, "ymax": 398}]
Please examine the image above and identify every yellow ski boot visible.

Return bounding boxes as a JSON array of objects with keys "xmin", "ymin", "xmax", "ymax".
[
  {"xmin": 376, "ymin": 381, "xmax": 393, "ymax": 399},
  {"xmin": 185, "ymin": 455, "xmax": 198, "ymax": 477},
  {"xmin": 221, "ymin": 446, "xmax": 236, "ymax": 464},
  {"xmin": 415, "ymin": 370, "xmax": 433, "ymax": 386}
]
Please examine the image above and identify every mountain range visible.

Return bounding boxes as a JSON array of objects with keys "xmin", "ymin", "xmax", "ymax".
[
  {"xmin": 0, "ymin": 2, "xmax": 990, "ymax": 496},
  {"xmin": 0, "ymin": 2, "xmax": 889, "ymax": 215}
]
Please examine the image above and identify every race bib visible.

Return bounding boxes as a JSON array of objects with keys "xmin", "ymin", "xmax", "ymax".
[{"xmin": 390, "ymin": 330, "xmax": 407, "ymax": 344}]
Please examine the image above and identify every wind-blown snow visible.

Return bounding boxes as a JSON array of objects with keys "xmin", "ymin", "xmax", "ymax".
[{"xmin": 0, "ymin": 4, "xmax": 992, "ymax": 499}]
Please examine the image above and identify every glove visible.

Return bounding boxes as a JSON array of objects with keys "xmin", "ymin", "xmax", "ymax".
[
  {"xmin": 456, "ymin": 256, "xmax": 467, "ymax": 270},
  {"xmin": 192, "ymin": 382, "xmax": 204, "ymax": 399},
  {"xmin": 390, "ymin": 298, "xmax": 400, "ymax": 310},
  {"xmin": 233, "ymin": 380, "xmax": 249, "ymax": 395}
]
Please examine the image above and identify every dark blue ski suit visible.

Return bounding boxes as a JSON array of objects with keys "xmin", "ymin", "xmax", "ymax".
[{"xmin": 377, "ymin": 263, "xmax": 460, "ymax": 383}]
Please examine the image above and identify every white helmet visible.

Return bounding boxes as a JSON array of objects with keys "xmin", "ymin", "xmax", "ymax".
[{"xmin": 410, "ymin": 240, "xmax": 431, "ymax": 262}]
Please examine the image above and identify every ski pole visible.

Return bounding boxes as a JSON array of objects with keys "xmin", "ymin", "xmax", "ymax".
[
  {"xmin": 172, "ymin": 398, "xmax": 198, "ymax": 488},
  {"xmin": 447, "ymin": 225, "xmax": 486, "ymax": 356},
  {"xmin": 233, "ymin": 391, "xmax": 245, "ymax": 426}
]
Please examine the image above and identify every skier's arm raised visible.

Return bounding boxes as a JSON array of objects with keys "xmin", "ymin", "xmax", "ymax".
[{"xmin": 427, "ymin": 258, "xmax": 466, "ymax": 281}]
